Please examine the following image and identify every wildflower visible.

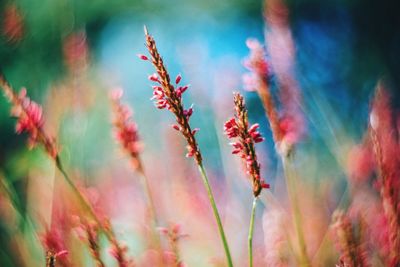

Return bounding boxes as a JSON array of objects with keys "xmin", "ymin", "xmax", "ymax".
[
  {"xmin": 63, "ymin": 31, "xmax": 88, "ymax": 73},
  {"xmin": 0, "ymin": 76, "xmax": 58, "ymax": 158},
  {"xmin": 331, "ymin": 211, "xmax": 370, "ymax": 267},
  {"xmin": 141, "ymin": 27, "xmax": 233, "ymax": 267},
  {"xmin": 109, "ymin": 240, "xmax": 134, "ymax": 267},
  {"xmin": 41, "ymin": 227, "xmax": 69, "ymax": 267},
  {"xmin": 224, "ymin": 93, "xmax": 269, "ymax": 197},
  {"xmin": 369, "ymin": 83, "xmax": 400, "ymax": 266},
  {"xmin": 142, "ymin": 26, "xmax": 201, "ymax": 164},
  {"xmin": 243, "ymin": 39, "xmax": 282, "ymax": 148},
  {"xmin": 110, "ymin": 88, "xmax": 143, "ymax": 171}
]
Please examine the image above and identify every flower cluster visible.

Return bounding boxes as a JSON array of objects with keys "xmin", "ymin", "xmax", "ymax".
[
  {"xmin": 224, "ymin": 93, "xmax": 269, "ymax": 197},
  {"xmin": 140, "ymin": 27, "xmax": 201, "ymax": 164},
  {"xmin": 369, "ymin": 83, "xmax": 400, "ymax": 267},
  {"xmin": 331, "ymin": 210, "xmax": 369, "ymax": 267},
  {"xmin": 73, "ymin": 216, "xmax": 104, "ymax": 267},
  {"xmin": 110, "ymin": 88, "xmax": 143, "ymax": 171},
  {"xmin": 0, "ymin": 75, "xmax": 57, "ymax": 158},
  {"xmin": 242, "ymin": 39, "xmax": 283, "ymax": 148}
]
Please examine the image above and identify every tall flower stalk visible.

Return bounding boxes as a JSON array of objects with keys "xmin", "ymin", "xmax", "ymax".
[
  {"xmin": 140, "ymin": 26, "xmax": 233, "ymax": 267},
  {"xmin": 110, "ymin": 88, "xmax": 163, "ymax": 262},
  {"xmin": 0, "ymin": 75, "xmax": 132, "ymax": 267},
  {"xmin": 369, "ymin": 84, "xmax": 400, "ymax": 267},
  {"xmin": 224, "ymin": 93, "xmax": 269, "ymax": 267},
  {"xmin": 244, "ymin": 39, "xmax": 310, "ymax": 266}
]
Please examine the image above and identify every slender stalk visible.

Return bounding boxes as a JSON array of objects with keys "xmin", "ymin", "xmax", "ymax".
[
  {"xmin": 281, "ymin": 152, "xmax": 310, "ymax": 267},
  {"xmin": 197, "ymin": 163, "xmax": 233, "ymax": 267},
  {"xmin": 137, "ymin": 168, "xmax": 165, "ymax": 267},
  {"xmin": 55, "ymin": 156, "xmax": 113, "ymax": 242},
  {"xmin": 248, "ymin": 197, "xmax": 258, "ymax": 267},
  {"xmin": 138, "ymin": 167, "xmax": 159, "ymax": 227}
]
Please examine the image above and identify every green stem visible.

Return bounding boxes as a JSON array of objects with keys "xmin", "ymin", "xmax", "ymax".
[
  {"xmin": 248, "ymin": 197, "xmax": 258, "ymax": 267},
  {"xmin": 197, "ymin": 163, "xmax": 233, "ymax": 267},
  {"xmin": 55, "ymin": 156, "xmax": 113, "ymax": 242},
  {"xmin": 281, "ymin": 153, "xmax": 310, "ymax": 267},
  {"xmin": 137, "ymin": 169, "xmax": 165, "ymax": 266}
]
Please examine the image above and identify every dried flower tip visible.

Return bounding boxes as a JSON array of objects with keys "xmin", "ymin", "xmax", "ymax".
[{"xmin": 110, "ymin": 88, "xmax": 143, "ymax": 171}]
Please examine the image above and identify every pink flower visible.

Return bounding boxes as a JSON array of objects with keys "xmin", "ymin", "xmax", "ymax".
[
  {"xmin": 110, "ymin": 88, "xmax": 143, "ymax": 171},
  {"xmin": 224, "ymin": 93, "xmax": 269, "ymax": 196},
  {"xmin": 0, "ymin": 78, "xmax": 58, "ymax": 158}
]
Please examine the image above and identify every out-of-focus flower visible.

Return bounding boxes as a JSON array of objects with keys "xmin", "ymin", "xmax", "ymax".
[
  {"xmin": 347, "ymin": 143, "xmax": 375, "ymax": 184},
  {"xmin": 72, "ymin": 216, "xmax": 105, "ymax": 267},
  {"xmin": 110, "ymin": 88, "xmax": 144, "ymax": 171},
  {"xmin": 2, "ymin": 4, "xmax": 24, "ymax": 43},
  {"xmin": 369, "ymin": 83, "xmax": 400, "ymax": 267},
  {"xmin": 262, "ymin": 208, "xmax": 291, "ymax": 267},
  {"xmin": 63, "ymin": 31, "xmax": 89, "ymax": 73},
  {"xmin": 0, "ymin": 76, "xmax": 58, "ymax": 158},
  {"xmin": 331, "ymin": 210, "xmax": 370, "ymax": 267},
  {"xmin": 41, "ymin": 227, "xmax": 69, "ymax": 267},
  {"xmin": 158, "ymin": 224, "xmax": 188, "ymax": 267},
  {"xmin": 224, "ymin": 93, "xmax": 269, "ymax": 196}
]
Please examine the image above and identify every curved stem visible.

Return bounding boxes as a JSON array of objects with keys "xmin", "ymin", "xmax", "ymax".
[
  {"xmin": 248, "ymin": 197, "xmax": 258, "ymax": 267},
  {"xmin": 55, "ymin": 156, "xmax": 113, "ymax": 242},
  {"xmin": 197, "ymin": 163, "xmax": 233, "ymax": 267}
]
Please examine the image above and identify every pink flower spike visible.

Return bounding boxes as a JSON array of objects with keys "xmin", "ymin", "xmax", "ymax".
[
  {"xmin": 137, "ymin": 54, "xmax": 148, "ymax": 60},
  {"xmin": 175, "ymin": 74, "xmax": 182, "ymax": 84}
]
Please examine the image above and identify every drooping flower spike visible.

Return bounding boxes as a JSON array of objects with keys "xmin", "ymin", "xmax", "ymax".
[{"xmin": 224, "ymin": 92, "xmax": 269, "ymax": 197}]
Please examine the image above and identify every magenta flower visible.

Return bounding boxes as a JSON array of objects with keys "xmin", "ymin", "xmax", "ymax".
[{"xmin": 224, "ymin": 93, "xmax": 269, "ymax": 196}]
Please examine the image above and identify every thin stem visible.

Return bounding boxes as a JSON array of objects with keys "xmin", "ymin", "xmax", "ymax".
[
  {"xmin": 138, "ymin": 168, "xmax": 159, "ymax": 227},
  {"xmin": 55, "ymin": 156, "xmax": 113, "ymax": 242},
  {"xmin": 248, "ymin": 197, "xmax": 258, "ymax": 267},
  {"xmin": 137, "ymin": 168, "xmax": 165, "ymax": 267},
  {"xmin": 281, "ymin": 153, "xmax": 310, "ymax": 267},
  {"xmin": 197, "ymin": 163, "xmax": 233, "ymax": 267}
]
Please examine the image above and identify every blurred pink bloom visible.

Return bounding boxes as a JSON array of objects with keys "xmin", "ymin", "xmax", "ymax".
[
  {"xmin": 0, "ymin": 79, "xmax": 58, "ymax": 158},
  {"xmin": 262, "ymin": 208, "xmax": 290, "ymax": 267},
  {"xmin": 347, "ymin": 144, "xmax": 375, "ymax": 183},
  {"xmin": 63, "ymin": 31, "xmax": 88, "ymax": 72},
  {"xmin": 110, "ymin": 88, "xmax": 144, "ymax": 171}
]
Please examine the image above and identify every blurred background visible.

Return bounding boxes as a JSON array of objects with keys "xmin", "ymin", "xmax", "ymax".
[{"xmin": 0, "ymin": 0, "xmax": 399, "ymax": 266}]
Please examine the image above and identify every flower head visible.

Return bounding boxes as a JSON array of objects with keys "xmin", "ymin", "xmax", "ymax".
[
  {"xmin": 141, "ymin": 26, "xmax": 201, "ymax": 164},
  {"xmin": 0, "ymin": 76, "xmax": 58, "ymax": 158},
  {"xmin": 224, "ymin": 93, "xmax": 269, "ymax": 196},
  {"xmin": 110, "ymin": 88, "xmax": 143, "ymax": 171}
]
